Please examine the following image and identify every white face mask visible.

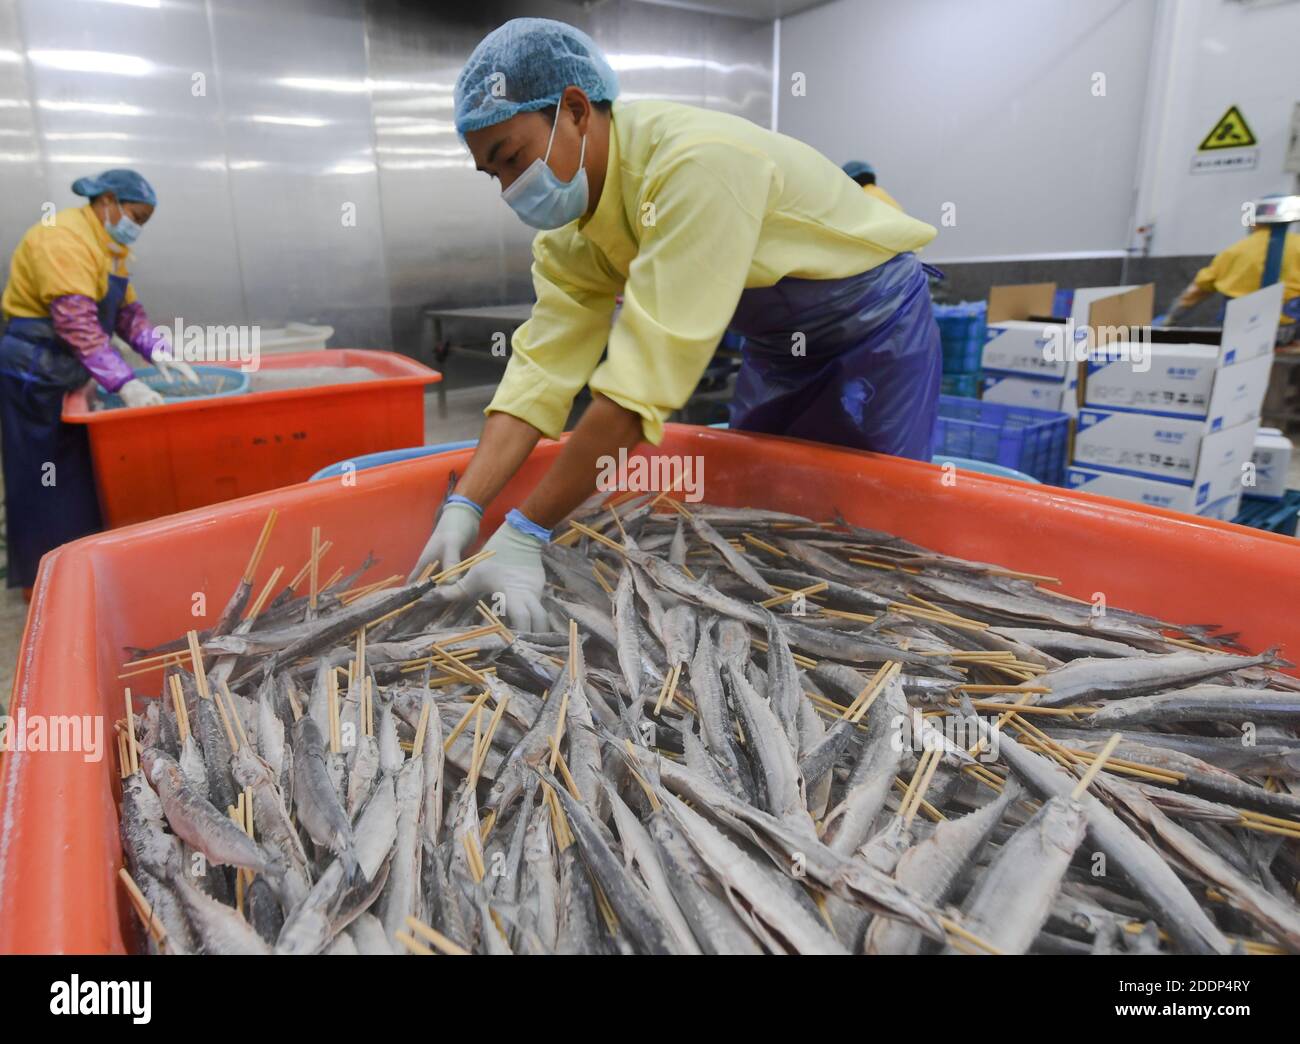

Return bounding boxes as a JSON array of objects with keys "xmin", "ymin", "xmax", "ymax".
[{"xmin": 500, "ymin": 112, "xmax": 588, "ymax": 230}]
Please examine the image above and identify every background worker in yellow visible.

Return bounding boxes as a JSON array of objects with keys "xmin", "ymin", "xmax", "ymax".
[
  {"xmin": 842, "ymin": 160, "xmax": 902, "ymax": 210},
  {"xmin": 1159, "ymin": 219, "xmax": 1300, "ymax": 329},
  {"xmin": 412, "ymin": 18, "xmax": 943, "ymax": 628},
  {"xmin": 0, "ymin": 169, "xmax": 195, "ymax": 591}
]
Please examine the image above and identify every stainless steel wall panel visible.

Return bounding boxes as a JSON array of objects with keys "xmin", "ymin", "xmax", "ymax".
[
  {"xmin": 363, "ymin": 0, "xmax": 774, "ymax": 354},
  {"xmin": 2, "ymin": 0, "xmax": 773, "ymax": 354},
  {"xmin": 207, "ymin": 0, "xmax": 391, "ymax": 346},
  {"xmin": 15, "ymin": 0, "xmax": 245, "ymax": 330}
]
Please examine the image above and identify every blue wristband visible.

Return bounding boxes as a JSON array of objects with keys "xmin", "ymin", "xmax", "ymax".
[
  {"xmin": 446, "ymin": 493, "xmax": 483, "ymax": 517},
  {"xmin": 505, "ymin": 508, "xmax": 553, "ymax": 543}
]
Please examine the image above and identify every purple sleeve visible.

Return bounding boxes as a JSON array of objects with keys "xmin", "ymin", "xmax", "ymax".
[
  {"xmin": 49, "ymin": 294, "xmax": 136, "ymax": 393},
  {"xmin": 115, "ymin": 299, "xmax": 167, "ymax": 361}
]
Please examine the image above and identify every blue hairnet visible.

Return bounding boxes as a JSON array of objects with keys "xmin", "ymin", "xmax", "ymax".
[
  {"xmin": 841, "ymin": 161, "xmax": 876, "ymax": 180},
  {"xmin": 71, "ymin": 169, "xmax": 157, "ymax": 206},
  {"xmin": 454, "ymin": 18, "xmax": 619, "ymax": 136}
]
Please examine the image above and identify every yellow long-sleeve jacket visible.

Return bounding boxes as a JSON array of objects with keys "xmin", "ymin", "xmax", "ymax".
[
  {"xmin": 1193, "ymin": 227, "xmax": 1300, "ymax": 303},
  {"xmin": 487, "ymin": 99, "xmax": 937, "ymax": 444},
  {"xmin": 2, "ymin": 204, "xmax": 137, "ymax": 318}
]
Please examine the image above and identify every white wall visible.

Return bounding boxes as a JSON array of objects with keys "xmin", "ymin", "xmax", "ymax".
[
  {"xmin": 1136, "ymin": 0, "xmax": 1300, "ymax": 258},
  {"xmin": 778, "ymin": 0, "xmax": 1159, "ymax": 262}
]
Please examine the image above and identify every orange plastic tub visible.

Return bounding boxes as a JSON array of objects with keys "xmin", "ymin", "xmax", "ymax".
[
  {"xmin": 3, "ymin": 424, "xmax": 1297, "ymax": 953},
  {"xmin": 62, "ymin": 349, "xmax": 440, "ymax": 528}
]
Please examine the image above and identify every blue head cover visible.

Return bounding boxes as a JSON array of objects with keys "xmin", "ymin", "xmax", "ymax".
[
  {"xmin": 454, "ymin": 18, "xmax": 619, "ymax": 136},
  {"xmin": 71, "ymin": 169, "xmax": 158, "ymax": 206},
  {"xmin": 841, "ymin": 161, "xmax": 876, "ymax": 181}
]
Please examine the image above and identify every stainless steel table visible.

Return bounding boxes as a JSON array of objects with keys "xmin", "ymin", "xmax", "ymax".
[{"xmin": 420, "ymin": 303, "xmax": 535, "ymax": 415}]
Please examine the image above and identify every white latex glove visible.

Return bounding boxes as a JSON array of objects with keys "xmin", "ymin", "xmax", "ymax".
[
  {"xmin": 408, "ymin": 500, "xmax": 481, "ymax": 582},
  {"xmin": 152, "ymin": 350, "xmax": 200, "ymax": 385},
  {"xmin": 445, "ymin": 516, "xmax": 547, "ymax": 631},
  {"xmin": 119, "ymin": 378, "xmax": 165, "ymax": 408}
]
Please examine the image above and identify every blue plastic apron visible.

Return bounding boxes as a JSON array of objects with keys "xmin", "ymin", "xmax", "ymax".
[
  {"xmin": 0, "ymin": 273, "xmax": 126, "ymax": 587},
  {"xmin": 727, "ymin": 251, "xmax": 942, "ymax": 459}
]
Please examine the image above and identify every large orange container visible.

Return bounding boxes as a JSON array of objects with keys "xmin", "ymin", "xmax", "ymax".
[
  {"xmin": 62, "ymin": 349, "xmax": 440, "ymax": 527},
  {"xmin": 2, "ymin": 424, "xmax": 1297, "ymax": 953}
]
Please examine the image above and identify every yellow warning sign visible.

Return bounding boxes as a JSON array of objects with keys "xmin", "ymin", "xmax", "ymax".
[{"xmin": 1198, "ymin": 105, "xmax": 1257, "ymax": 151}]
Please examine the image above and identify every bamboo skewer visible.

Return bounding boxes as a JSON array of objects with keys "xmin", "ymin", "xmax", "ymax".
[
  {"xmin": 405, "ymin": 916, "xmax": 470, "ymax": 955},
  {"xmin": 186, "ymin": 630, "xmax": 211, "ymax": 700},
  {"xmin": 122, "ymin": 688, "xmax": 139, "ymax": 776},
  {"xmin": 118, "ymin": 869, "xmax": 169, "ymax": 951},
  {"xmin": 243, "ymin": 510, "xmax": 278, "ymax": 585},
  {"xmin": 1070, "ymin": 733, "xmax": 1123, "ymax": 799},
  {"xmin": 309, "ymin": 526, "xmax": 321, "ymax": 611}
]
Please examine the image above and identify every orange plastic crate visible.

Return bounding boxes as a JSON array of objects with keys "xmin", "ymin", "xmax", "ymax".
[
  {"xmin": 62, "ymin": 349, "xmax": 440, "ymax": 528},
  {"xmin": 2, "ymin": 424, "xmax": 1297, "ymax": 952}
]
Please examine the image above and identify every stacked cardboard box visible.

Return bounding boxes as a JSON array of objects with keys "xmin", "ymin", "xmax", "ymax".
[
  {"xmin": 979, "ymin": 283, "xmax": 1154, "ymax": 415},
  {"xmin": 1067, "ymin": 283, "xmax": 1284, "ymax": 520}
]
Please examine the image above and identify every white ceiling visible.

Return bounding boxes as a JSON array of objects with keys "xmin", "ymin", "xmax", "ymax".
[{"xmin": 629, "ymin": 0, "xmax": 830, "ymax": 21}]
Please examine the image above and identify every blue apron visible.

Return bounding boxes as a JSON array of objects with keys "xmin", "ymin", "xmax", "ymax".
[
  {"xmin": 727, "ymin": 251, "xmax": 942, "ymax": 459},
  {"xmin": 0, "ymin": 273, "xmax": 127, "ymax": 587}
]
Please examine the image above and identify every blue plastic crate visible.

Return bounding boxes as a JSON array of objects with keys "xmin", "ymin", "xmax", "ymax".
[
  {"xmin": 1232, "ymin": 490, "xmax": 1300, "ymax": 536},
  {"xmin": 940, "ymin": 372, "xmax": 981, "ymax": 398},
  {"xmin": 932, "ymin": 395, "xmax": 1071, "ymax": 485},
  {"xmin": 933, "ymin": 301, "xmax": 987, "ymax": 374}
]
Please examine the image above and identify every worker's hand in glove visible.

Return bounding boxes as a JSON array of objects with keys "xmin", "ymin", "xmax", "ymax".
[
  {"xmin": 444, "ymin": 509, "xmax": 548, "ymax": 631},
  {"xmin": 119, "ymin": 377, "xmax": 165, "ymax": 408},
  {"xmin": 407, "ymin": 495, "xmax": 482, "ymax": 582},
  {"xmin": 152, "ymin": 350, "xmax": 200, "ymax": 385}
]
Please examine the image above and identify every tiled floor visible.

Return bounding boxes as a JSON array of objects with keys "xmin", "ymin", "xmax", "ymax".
[{"xmin": 2, "ymin": 390, "xmax": 1299, "ymax": 712}]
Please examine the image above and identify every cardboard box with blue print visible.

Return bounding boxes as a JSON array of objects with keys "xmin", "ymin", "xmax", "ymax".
[
  {"xmin": 981, "ymin": 282, "xmax": 1154, "ymax": 382},
  {"xmin": 1066, "ymin": 467, "xmax": 1242, "ymax": 520},
  {"xmin": 1072, "ymin": 411, "xmax": 1258, "ymax": 486},
  {"xmin": 1066, "ymin": 426, "xmax": 1250, "ymax": 517},
  {"xmin": 980, "ymin": 371, "xmax": 1077, "ymax": 412},
  {"xmin": 1081, "ymin": 284, "xmax": 1281, "ymax": 417},
  {"xmin": 1251, "ymin": 428, "xmax": 1293, "ymax": 501},
  {"xmin": 1082, "ymin": 348, "xmax": 1272, "ymax": 421}
]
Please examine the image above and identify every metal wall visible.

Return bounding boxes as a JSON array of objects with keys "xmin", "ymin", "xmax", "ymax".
[
  {"xmin": 364, "ymin": 0, "xmax": 775, "ymax": 354},
  {"xmin": 0, "ymin": 0, "xmax": 774, "ymax": 352}
]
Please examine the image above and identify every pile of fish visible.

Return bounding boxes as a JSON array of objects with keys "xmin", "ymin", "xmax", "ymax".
[{"xmin": 116, "ymin": 492, "xmax": 1300, "ymax": 955}]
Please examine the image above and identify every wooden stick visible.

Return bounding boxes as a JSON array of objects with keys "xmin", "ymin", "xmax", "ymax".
[
  {"xmin": 547, "ymin": 737, "xmax": 583, "ymax": 801},
  {"xmin": 243, "ymin": 509, "xmax": 278, "ymax": 584},
  {"xmin": 395, "ymin": 930, "xmax": 435, "ymax": 955},
  {"xmin": 309, "ymin": 526, "xmax": 321, "ymax": 611},
  {"xmin": 247, "ymin": 565, "xmax": 284, "ymax": 622},
  {"xmin": 218, "ymin": 679, "xmax": 250, "ymax": 750},
  {"xmin": 566, "ymin": 519, "xmax": 628, "ymax": 555},
  {"xmin": 327, "ymin": 667, "xmax": 341, "ymax": 754},
  {"xmin": 405, "ymin": 916, "xmax": 470, "ymax": 956},
  {"xmin": 444, "ymin": 689, "xmax": 490, "ymax": 753},
  {"xmin": 431, "ymin": 547, "xmax": 495, "ymax": 584},
  {"xmin": 289, "ymin": 540, "xmax": 332, "ymax": 591},
  {"xmin": 759, "ymin": 580, "xmax": 828, "ymax": 609},
  {"xmin": 471, "ymin": 692, "xmax": 510, "ymax": 783},
  {"xmin": 186, "ymin": 630, "xmax": 211, "ymax": 700},
  {"xmin": 123, "ymin": 688, "xmax": 139, "ymax": 776},
  {"xmin": 412, "ymin": 700, "xmax": 432, "ymax": 759},
  {"xmin": 118, "ymin": 868, "xmax": 168, "ymax": 951},
  {"xmin": 169, "ymin": 674, "xmax": 191, "ymax": 743},
  {"xmin": 211, "ymin": 678, "xmax": 239, "ymax": 752}
]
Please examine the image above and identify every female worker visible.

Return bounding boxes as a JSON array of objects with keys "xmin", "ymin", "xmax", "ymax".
[
  {"xmin": 0, "ymin": 168, "xmax": 195, "ymax": 591},
  {"xmin": 414, "ymin": 18, "xmax": 941, "ymax": 627}
]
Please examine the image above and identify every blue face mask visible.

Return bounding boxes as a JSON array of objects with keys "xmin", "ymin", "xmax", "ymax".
[
  {"xmin": 501, "ymin": 114, "xmax": 588, "ymax": 230},
  {"xmin": 105, "ymin": 205, "xmax": 142, "ymax": 246}
]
